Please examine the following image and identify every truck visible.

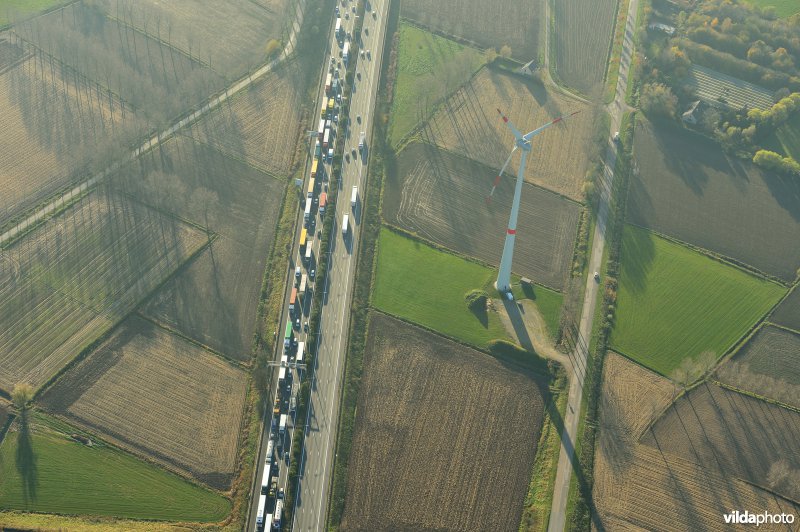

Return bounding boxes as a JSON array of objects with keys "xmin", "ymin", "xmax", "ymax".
[
  {"xmin": 325, "ymin": 72, "xmax": 332, "ymax": 94},
  {"xmin": 342, "ymin": 213, "xmax": 349, "ymax": 236},
  {"xmin": 265, "ymin": 440, "xmax": 274, "ymax": 465},
  {"xmin": 328, "ymin": 147, "xmax": 334, "ymax": 163},
  {"xmin": 314, "ymin": 139, "xmax": 321, "ymax": 158},
  {"xmin": 311, "ymin": 159, "xmax": 318, "ymax": 179},
  {"xmin": 323, "ymin": 128, "xmax": 330, "ymax": 150},
  {"xmin": 318, "ymin": 118, "xmax": 325, "ymax": 138},
  {"xmin": 303, "ymin": 201, "xmax": 312, "ymax": 224},
  {"xmin": 319, "ymin": 192, "xmax": 327, "ymax": 215},
  {"xmin": 299, "ymin": 228, "xmax": 308, "ymax": 249},
  {"xmin": 358, "ymin": 131, "xmax": 366, "ymax": 151},
  {"xmin": 299, "ymin": 274, "xmax": 307, "ymax": 296},
  {"xmin": 328, "ymin": 97, "xmax": 335, "ymax": 116},
  {"xmin": 335, "ymin": 17, "xmax": 342, "ymax": 39},
  {"xmin": 289, "ymin": 287, "xmax": 297, "ymax": 313},
  {"xmin": 277, "ymin": 365, "xmax": 286, "ymax": 384},
  {"xmin": 304, "ymin": 243, "xmax": 313, "ymax": 264},
  {"xmin": 279, "ymin": 414, "xmax": 287, "ymax": 435},
  {"xmin": 307, "ymin": 177, "xmax": 315, "ymax": 199},
  {"xmin": 283, "ymin": 321, "xmax": 293, "ymax": 350},
  {"xmin": 296, "ymin": 341, "xmax": 305, "ymax": 364},
  {"xmin": 256, "ymin": 494, "xmax": 267, "ymax": 529},
  {"xmin": 351, "ymin": 186, "xmax": 358, "ymax": 209},
  {"xmin": 273, "ymin": 500, "xmax": 283, "ymax": 529},
  {"xmin": 343, "ymin": 41, "xmax": 350, "ymax": 64}
]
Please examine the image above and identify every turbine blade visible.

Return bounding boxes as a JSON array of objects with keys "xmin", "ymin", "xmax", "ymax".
[
  {"xmin": 523, "ymin": 110, "xmax": 581, "ymax": 141},
  {"xmin": 497, "ymin": 108, "xmax": 523, "ymax": 140},
  {"xmin": 488, "ymin": 147, "xmax": 517, "ymax": 201}
]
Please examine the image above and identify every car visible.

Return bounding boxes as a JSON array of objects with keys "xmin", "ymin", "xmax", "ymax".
[
  {"xmin": 278, "ymin": 488, "xmax": 285, "ymax": 499},
  {"xmin": 285, "ymin": 451, "xmax": 290, "ymax": 463},
  {"xmin": 364, "ymin": 27, "xmax": 369, "ymax": 36},
  {"xmin": 356, "ymin": 114, "xmax": 362, "ymax": 123},
  {"xmin": 594, "ymin": 271, "xmax": 601, "ymax": 282},
  {"xmin": 372, "ymin": 9, "xmax": 376, "ymax": 17},
  {"xmin": 613, "ymin": 131, "xmax": 620, "ymax": 143},
  {"xmin": 304, "ymin": 321, "xmax": 309, "ymax": 332},
  {"xmin": 366, "ymin": 50, "xmax": 371, "ymax": 59},
  {"xmin": 345, "ymin": 153, "xmax": 350, "ymax": 162},
  {"xmin": 351, "ymin": 147, "xmax": 357, "ymax": 156},
  {"xmin": 295, "ymin": 266, "xmax": 301, "ymax": 278},
  {"xmin": 360, "ymin": 49, "xmax": 365, "ymax": 58},
  {"xmin": 310, "ymin": 268, "xmax": 316, "ymax": 280},
  {"xmin": 345, "ymin": 12, "xmax": 349, "ymax": 19},
  {"xmin": 294, "ymin": 317, "xmax": 300, "ymax": 329},
  {"xmin": 352, "ymin": 5, "xmax": 356, "ymax": 12}
]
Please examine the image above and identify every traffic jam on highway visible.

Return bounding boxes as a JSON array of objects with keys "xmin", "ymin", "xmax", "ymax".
[{"xmin": 254, "ymin": 0, "xmax": 369, "ymax": 529}]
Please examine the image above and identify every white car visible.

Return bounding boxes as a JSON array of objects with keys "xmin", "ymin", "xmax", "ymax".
[{"xmin": 594, "ymin": 271, "xmax": 601, "ymax": 282}]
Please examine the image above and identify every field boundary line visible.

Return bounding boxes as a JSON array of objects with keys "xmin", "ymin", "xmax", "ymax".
[
  {"xmin": 765, "ymin": 320, "xmax": 800, "ymax": 336},
  {"xmin": 380, "ymin": 221, "xmax": 566, "ymax": 294},
  {"xmin": 710, "ymin": 379, "xmax": 800, "ymax": 415},
  {"xmin": 0, "ymin": 0, "xmax": 81, "ymax": 31},
  {"xmin": 0, "ymin": 188, "xmax": 92, "ymax": 251},
  {"xmin": 134, "ymin": 312, "xmax": 249, "ymax": 369},
  {"xmin": 398, "ymin": 16, "xmax": 489, "ymax": 57},
  {"xmin": 625, "ymin": 221, "xmax": 790, "ymax": 287}
]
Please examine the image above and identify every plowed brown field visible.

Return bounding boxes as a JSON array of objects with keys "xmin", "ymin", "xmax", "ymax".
[{"xmin": 341, "ymin": 313, "xmax": 549, "ymax": 531}]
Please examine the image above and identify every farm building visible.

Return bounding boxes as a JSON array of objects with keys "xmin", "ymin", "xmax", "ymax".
[
  {"xmin": 516, "ymin": 60, "xmax": 539, "ymax": 77},
  {"xmin": 686, "ymin": 65, "xmax": 774, "ymax": 111},
  {"xmin": 647, "ymin": 22, "xmax": 676, "ymax": 36},
  {"xmin": 681, "ymin": 100, "xmax": 706, "ymax": 124}
]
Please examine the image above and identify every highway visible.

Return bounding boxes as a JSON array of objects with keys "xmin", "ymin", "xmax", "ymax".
[
  {"xmin": 247, "ymin": 0, "xmax": 389, "ymax": 530},
  {"xmin": 546, "ymin": 0, "xmax": 640, "ymax": 529},
  {"xmin": 292, "ymin": 0, "xmax": 389, "ymax": 530}
]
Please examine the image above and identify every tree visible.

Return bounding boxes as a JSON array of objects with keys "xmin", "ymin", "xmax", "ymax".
[
  {"xmin": 640, "ymin": 83, "xmax": 678, "ymax": 118},
  {"xmin": 499, "ymin": 45, "xmax": 512, "ymax": 59},
  {"xmin": 484, "ymin": 47, "xmax": 498, "ymax": 64},
  {"xmin": 753, "ymin": 149, "xmax": 800, "ymax": 176},
  {"xmin": 265, "ymin": 39, "xmax": 281, "ymax": 59},
  {"xmin": 12, "ymin": 383, "xmax": 34, "ymax": 411}
]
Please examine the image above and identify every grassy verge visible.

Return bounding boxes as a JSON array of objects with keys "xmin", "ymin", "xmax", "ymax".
[
  {"xmin": 373, "ymin": 226, "xmax": 511, "ymax": 348},
  {"xmin": 0, "ymin": 414, "xmax": 229, "ymax": 522},
  {"xmin": 520, "ymin": 368, "xmax": 568, "ymax": 531},
  {"xmin": 389, "ymin": 21, "xmax": 484, "ymax": 144},
  {"xmin": 611, "ymin": 225, "xmax": 785, "ymax": 377},
  {"xmin": 604, "ymin": 0, "xmax": 632, "ymax": 103}
]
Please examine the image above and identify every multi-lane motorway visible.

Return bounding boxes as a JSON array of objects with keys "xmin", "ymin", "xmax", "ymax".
[{"xmin": 248, "ymin": 1, "xmax": 389, "ymax": 530}]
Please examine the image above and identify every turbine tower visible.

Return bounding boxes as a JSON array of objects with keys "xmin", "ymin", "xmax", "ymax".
[{"xmin": 491, "ymin": 108, "xmax": 580, "ymax": 293}]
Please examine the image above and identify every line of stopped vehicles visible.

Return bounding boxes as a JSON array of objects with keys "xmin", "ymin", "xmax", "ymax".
[{"xmin": 255, "ymin": 0, "xmax": 370, "ymax": 529}]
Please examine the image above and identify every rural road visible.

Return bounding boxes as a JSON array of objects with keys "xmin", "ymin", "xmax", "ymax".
[
  {"xmin": 546, "ymin": 0, "xmax": 640, "ymax": 529},
  {"xmin": 0, "ymin": 0, "xmax": 306, "ymax": 249},
  {"xmin": 290, "ymin": 1, "xmax": 389, "ymax": 531}
]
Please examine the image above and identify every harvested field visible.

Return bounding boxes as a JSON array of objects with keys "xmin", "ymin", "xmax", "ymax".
[
  {"xmin": 96, "ymin": 0, "xmax": 288, "ymax": 79},
  {"xmin": 120, "ymin": 138, "xmax": 285, "ymax": 360},
  {"xmin": 0, "ymin": 38, "xmax": 23, "ymax": 70},
  {"xmin": 384, "ymin": 142, "xmax": 580, "ymax": 290},
  {"xmin": 0, "ymin": 55, "xmax": 140, "ymax": 223},
  {"xmin": 629, "ymin": 118, "xmax": 800, "ymax": 282},
  {"xmin": 716, "ymin": 325, "xmax": 800, "ymax": 409},
  {"xmin": 15, "ymin": 1, "xmax": 225, "ymax": 124},
  {"xmin": 424, "ymin": 68, "xmax": 592, "ymax": 201},
  {"xmin": 594, "ymin": 352, "xmax": 800, "ymax": 530},
  {"xmin": 772, "ymin": 286, "xmax": 800, "ymax": 332},
  {"xmin": 553, "ymin": 0, "xmax": 618, "ymax": 95},
  {"xmin": 188, "ymin": 60, "xmax": 306, "ymax": 177},
  {"xmin": 642, "ymin": 381, "xmax": 800, "ymax": 501},
  {"xmin": 0, "ymin": 415, "xmax": 231, "ymax": 520},
  {"xmin": 612, "ymin": 225, "xmax": 785, "ymax": 376},
  {"xmin": 341, "ymin": 313, "xmax": 549, "ymax": 531},
  {"xmin": 401, "ymin": 0, "xmax": 541, "ymax": 61},
  {"xmin": 41, "ymin": 316, "xmax": 248, "ymax": 489},
  {"xmin": 0, "ymin": 191, "xmax": 206, "ymax": 394}
]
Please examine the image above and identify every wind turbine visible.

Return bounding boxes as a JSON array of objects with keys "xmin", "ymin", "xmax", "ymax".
[{"xmin": 491, "ymin": 108, "xmax": 580, "ymax": 293}]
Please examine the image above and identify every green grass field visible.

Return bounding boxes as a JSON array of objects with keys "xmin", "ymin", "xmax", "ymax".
[
  {"xmin": 764, "ymin": 112, "xmax": 800, "ymax": 160},
  {"xmin": 0, "ymin": 423, "xmax": 230, "ymax": 521},
  {"xmin": 742, "ymin": 0, "xmax": 800, "ymax": 18},
  {"xmin": 373, "ymin": 227, "xmax": 511, "ymax": 347},
  {"xmin": 0, "ymin": 0, "xmax": 65, "ymax": 26},
  {"xmin": 611, "ymin": 225, "xmax": 785, "ymax": 376},
  {"xmin": 389, "ymin": 23, "xmax": 483, "ymax": 144}
]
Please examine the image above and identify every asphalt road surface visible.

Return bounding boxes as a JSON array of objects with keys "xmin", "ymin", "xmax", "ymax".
[{"xmin": 546, "ymin": 0, "xmax": 640, "ymax": 529}]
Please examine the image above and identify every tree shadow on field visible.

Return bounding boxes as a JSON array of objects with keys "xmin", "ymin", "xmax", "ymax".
[
  {"xmin": 618, "ymin": 225, "xmax": 655, "ymax": 296},
  {"xmin": 762, "ymin": 169, "xmax": 800, "ymax": 223},
  {"xmin": 15, "ymin": 410, "xmax": 38, "ymax": 506}
]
